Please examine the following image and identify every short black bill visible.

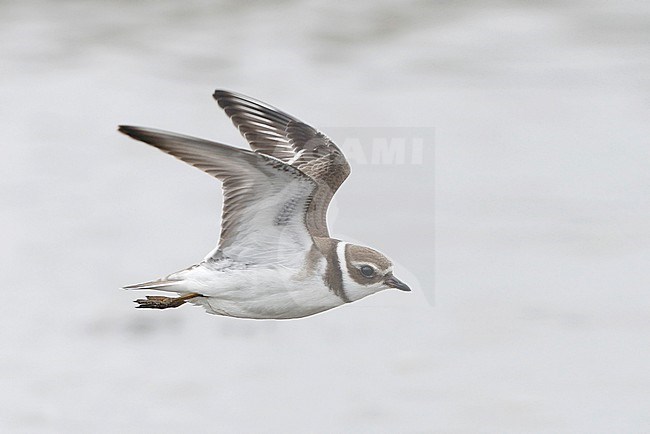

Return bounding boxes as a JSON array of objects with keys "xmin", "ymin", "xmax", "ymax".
[{"xmin": 384, "ymin": 274, "xmax": 411, "ymax": 292}]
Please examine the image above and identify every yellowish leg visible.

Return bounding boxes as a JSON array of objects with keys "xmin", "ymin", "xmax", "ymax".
[{"xmin": 134, "ymin": 293, "xmax": 201, "ymax": 309}]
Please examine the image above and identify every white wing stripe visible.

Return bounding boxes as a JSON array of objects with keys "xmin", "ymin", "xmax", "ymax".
[{"xmin": 118, "ymin": 126, "xmax": 317, "ymax": 267}]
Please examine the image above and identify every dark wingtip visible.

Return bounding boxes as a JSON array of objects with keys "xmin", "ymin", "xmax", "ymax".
[
  {"xmin": 213, "ymin": 89, "xmax": 235, "ymax": 108},
  {"xmin": 118, "ymin": 125, "xmax": 138, "ymax": 137},
  {"xmin": 117, "ymin": 125, "xmax": 155, "ymax": 145}
]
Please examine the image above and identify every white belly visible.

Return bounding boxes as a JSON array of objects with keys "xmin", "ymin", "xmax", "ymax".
[{"xmin": 180, "ymin": 264, "xmax": 345, "ymax": 319}]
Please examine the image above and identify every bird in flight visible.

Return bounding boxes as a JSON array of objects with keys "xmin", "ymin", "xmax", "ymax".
[{"xmin": 119, "ymin": 90, "xmax": 410, "ymax": 319}]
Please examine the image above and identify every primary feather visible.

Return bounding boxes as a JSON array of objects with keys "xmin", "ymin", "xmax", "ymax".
[
  {"xmin": 118, "ymin": 126, "xmax": 317, "ymax": 266},
  {"xmin": 213, "ymin": 90, "xmax": 350, "ymax": 237}
]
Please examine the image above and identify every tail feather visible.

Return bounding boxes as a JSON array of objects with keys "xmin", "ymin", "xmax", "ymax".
[{"xmin": 123, "ymin": 278, "xmax": 183, "ymax": 292}]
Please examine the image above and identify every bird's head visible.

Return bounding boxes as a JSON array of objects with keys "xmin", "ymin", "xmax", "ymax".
[{"xmin": 340, "ymin": 243, "xmax": 411, "ymax": 301}]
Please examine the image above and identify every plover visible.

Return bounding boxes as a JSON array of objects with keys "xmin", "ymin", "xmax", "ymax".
[{"xmin": 120, "ymin": 90, "xmax": 410, "ymax": 319}]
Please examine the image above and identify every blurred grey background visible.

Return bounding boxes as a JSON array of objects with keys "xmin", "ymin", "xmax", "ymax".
[{"xmin": 2, "ymin": 0, "xmax": 649, "ymax": 432}]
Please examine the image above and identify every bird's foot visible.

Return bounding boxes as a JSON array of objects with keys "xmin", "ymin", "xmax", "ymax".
[{"xmin": 134, "ymin": 293, "xmax": 199, "ymax": 309}]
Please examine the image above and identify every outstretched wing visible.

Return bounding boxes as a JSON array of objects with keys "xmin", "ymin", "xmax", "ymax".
[
  {"xmin": 119, "ymin": 126, "xmax": 317, "ymax": 266},
  {"xmin": 213, "ymin": 90, "xmax": 351, "ymax": 238}
]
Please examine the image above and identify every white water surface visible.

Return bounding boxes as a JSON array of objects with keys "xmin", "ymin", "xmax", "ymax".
[{"xmin": 2, "ymin": 1, "xmax": 649, "ymax": 432}]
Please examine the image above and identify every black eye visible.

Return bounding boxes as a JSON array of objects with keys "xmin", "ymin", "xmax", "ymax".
[{"xmin": 360, "ymin": 265, "xmax": 375, "ymax": 277}]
